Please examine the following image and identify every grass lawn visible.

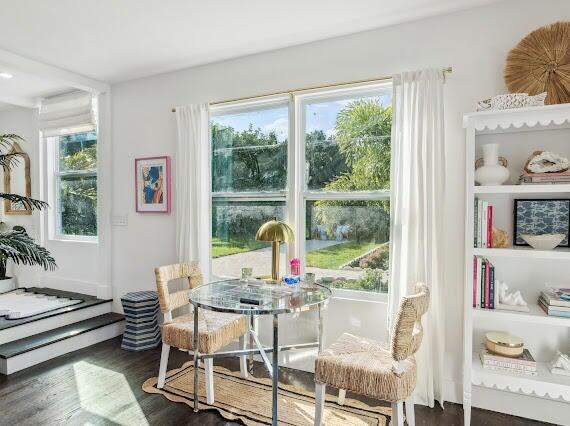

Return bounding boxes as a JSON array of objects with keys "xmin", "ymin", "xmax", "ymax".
[
  {"xmin": 212, "ymin": 237, "xmax": 268, "ymax": 258},
  {"xmin": 306, "ymin": 241, "xmax": 379, "ymax": 269}
]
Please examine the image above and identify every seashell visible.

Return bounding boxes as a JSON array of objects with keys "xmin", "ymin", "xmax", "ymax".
[
  {"xmin": 476, "ymin": 92, "xmax": 547, "ymax": 111},
  {"xmin": 525, "ymin": 151, "xmax": 570, "ymax": 173}
]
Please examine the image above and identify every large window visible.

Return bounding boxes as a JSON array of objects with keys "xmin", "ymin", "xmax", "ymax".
[
  {"xmin": 210, "ymin": 83, "xmax": 392, "ymax": 294},
  {"xmin": 51, "ymin": 131, "xmax": 98, "ymax": 239}
]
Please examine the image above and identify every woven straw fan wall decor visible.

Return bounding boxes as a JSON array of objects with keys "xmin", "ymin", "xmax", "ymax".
[{"xmin": 505, "ymin": 21, "xmax": 570, "ymax": 105}]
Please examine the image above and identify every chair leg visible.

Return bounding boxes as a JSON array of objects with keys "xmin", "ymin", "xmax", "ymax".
[
  {"xmin": 338, "ymin": 389, "xmax": 346, "ymax": 405},
  {"xmin": 239, "ymin": 335, "xmax": 248, "ymax": 378},
  {"xmin": 314, "ymin": 383, "xmax": 325, "ymax": 426},
  {"xmin": 205, "ymin": 358, "xmax": 214, "ymax": 405},
  {"xmin": 405, "ymin": 395, "xmax": 415, "ymax": 426},
  {"xmin": 157, "ymin": 343, "xmax": 170, "ymax": 389},
  {"xmin": 391, "ymin": 401, "xmax": 404, "ymax": 426}
]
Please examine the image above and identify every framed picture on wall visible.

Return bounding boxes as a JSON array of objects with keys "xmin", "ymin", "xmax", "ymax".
[
  {"xmin": 514, "ymin": 199, "xmax": 570, "ymax": 247},
  {"xmin": 135, "ymin": 156, "xmax": 171, "ymax": 213}
]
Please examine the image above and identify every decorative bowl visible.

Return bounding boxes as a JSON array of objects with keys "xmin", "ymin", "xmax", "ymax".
[
  {"xmin": 485, "ymin": 331, "xmax": 524, "ymax": 357},
  {"xmin": 521, "ymin": 233, "xmax": 565, "ymax": 250}
]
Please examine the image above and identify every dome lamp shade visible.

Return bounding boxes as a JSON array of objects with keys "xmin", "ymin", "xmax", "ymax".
[{"xmin": 255, "ymin": 220, "xmax": 294, "ymax": 282}]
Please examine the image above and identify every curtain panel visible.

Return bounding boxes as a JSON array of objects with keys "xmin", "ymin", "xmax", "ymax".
[
  {"xmin": 175, "ymin": 104, "xmax": 211, "ymax": 279},
  {"xmin": 389, "ymin": 68, "xmax": 446, "ymax": 408}
]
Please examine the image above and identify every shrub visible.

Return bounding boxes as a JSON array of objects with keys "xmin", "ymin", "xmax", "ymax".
[{"xmin": 359, "ymin": 243, "xmax": 390, "ymax": 269}]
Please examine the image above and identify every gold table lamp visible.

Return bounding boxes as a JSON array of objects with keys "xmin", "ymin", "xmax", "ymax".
[{"xmin": 255, "ymin": 219, "xmax": 294, "ymax": 282}]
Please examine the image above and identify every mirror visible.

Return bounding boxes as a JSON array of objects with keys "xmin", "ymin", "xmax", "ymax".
[{"xmin": 3, "ymin": 142, "xmax": 31, "ymax": 215}]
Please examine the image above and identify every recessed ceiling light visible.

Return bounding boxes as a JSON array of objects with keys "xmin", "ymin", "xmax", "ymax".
[{"xmin": 0, "ymin": 72, "xmax": 13, "ymax": 79}]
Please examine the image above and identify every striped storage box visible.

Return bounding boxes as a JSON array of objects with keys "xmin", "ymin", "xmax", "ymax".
[{"xmin": 120, "ymin": 291, "xmax": 161, "ymax": 351}]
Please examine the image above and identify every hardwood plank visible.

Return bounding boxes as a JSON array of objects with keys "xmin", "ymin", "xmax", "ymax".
[{"xmin": 0, "ymin": 337, "xmax": 550, "ymax": 425}]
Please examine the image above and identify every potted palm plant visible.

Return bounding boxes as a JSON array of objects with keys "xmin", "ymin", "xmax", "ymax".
[{"xmin": 0, "ymin": 134, "xmax": 56, "ymax": 292}]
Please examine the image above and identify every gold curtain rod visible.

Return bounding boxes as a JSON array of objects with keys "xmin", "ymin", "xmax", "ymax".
[{"xmin": 172, "ymin": 67, "xmax": 452, "ymax": 112}]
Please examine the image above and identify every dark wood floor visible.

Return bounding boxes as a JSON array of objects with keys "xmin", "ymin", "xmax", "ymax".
[{"xmin": 0, "ymin": 337, "xmax": 551, "ymax": 425}]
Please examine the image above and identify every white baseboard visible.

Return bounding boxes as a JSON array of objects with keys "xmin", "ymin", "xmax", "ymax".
[
  {"xmin": 0, "ymin": 302, "xmax": 111, "ymax": 345},
  {"xmin": 0, "ymin": 321, "xmax": 124, "ymax": 375}
]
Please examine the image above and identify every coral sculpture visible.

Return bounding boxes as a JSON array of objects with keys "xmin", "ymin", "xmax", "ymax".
[{"xmin": 492, "ymin": 227, "xmax": 509, "ymax": 248}]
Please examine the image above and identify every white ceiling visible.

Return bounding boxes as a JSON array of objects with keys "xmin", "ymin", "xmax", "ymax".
[
  {"xmin": 0, "ymin": 70, "xmax": 72, "ymax": 107},
  {"xmin": 0, "ymin": 0, "xmax": 502, "ymax": 86}
]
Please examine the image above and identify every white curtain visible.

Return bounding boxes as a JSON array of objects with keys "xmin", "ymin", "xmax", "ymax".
[
  {"xmin": 175, "ymin": 104, "xmax": 211, "ymax": 279},
  {"xmin": 388, "ymin": 68, "xmax": 446, "ymax": 408}
]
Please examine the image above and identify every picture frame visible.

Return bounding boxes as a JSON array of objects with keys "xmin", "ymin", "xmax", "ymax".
[
  {"xmin": 513, "ymin": 199, "xmax": 570, "ymax": 247},
  {"xmin": 135, "ymin": 156, "xmax": 171, "ymax": 213}
]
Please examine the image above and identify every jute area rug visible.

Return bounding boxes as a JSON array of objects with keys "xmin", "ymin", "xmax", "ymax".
[{"xmin": 143, "ymin": 361, "xmax": 392, "ymax": 425}]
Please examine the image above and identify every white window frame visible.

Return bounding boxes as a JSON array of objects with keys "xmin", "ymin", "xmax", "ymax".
[
  {"xmin": 46, "ymin": 129, "xmax": 98, "ymax": 243},
  {"xmin": 209, "ymin": 82, "xmax": 392, "ymax": 302}
]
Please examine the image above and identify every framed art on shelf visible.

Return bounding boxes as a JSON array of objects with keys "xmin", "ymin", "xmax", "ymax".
[
  {"xmin": 513, "ymin": 199, "xmax": 570, "ymax": 247},
  {"xmin": 135, "ymin": 156, "xmax": 171, "ymax": 213}
]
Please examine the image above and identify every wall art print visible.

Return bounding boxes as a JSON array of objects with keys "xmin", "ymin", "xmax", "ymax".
[
  {"xmin": 514, "ymin": 199, "xmax": 570, "ymax": 246},
  {"xmin": 135, "ymin": 156, "xmax": 171, "ymax": 213}
]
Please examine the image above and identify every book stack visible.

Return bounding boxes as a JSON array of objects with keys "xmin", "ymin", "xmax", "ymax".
[
  {"xmin": 519, "ymin": 170, "xmax": 570, "ymax": 185},
  {"xmin": 538, "ymin": 287, "xmax": 570, "ymax": 318},
  {"xmin": 474, "ymin": 198, "xmax": 493, "ymax": 248},
  {"xmin": 480, "ymin": 345, "xmax": 537, "ymax": 376},
  {"xmin": 473, "ymin": 256, "xmax": 495, "ymax": 309}
]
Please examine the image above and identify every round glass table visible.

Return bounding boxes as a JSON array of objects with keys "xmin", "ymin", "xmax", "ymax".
[{"xmin": 189, "ymin": 278, "xmax": 332, "ymax": 426}]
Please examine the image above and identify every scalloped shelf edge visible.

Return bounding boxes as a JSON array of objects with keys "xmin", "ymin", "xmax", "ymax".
[
  {"xmin": 472, "ymin": 378, "xmax": 570, "ymax": 402},
  {"xmin": 473, "ymin": 117, "xmax": 570, "ymax": 132}
]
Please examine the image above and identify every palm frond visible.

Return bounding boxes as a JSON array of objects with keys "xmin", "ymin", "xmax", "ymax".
[
  {"xmin": 0, "ymin": 230, "xmax": 57, "ymax": 271},
  {"xmin": 0, "ymin": 153, "xmax": 23, "ymax": 171},
  {"xmin": 0, "ymin": 134, "xmax": 24, "ymax": 151},
  {"xmin": 0, "ymin": 193, "xmax": 49, "ymax": 211}
]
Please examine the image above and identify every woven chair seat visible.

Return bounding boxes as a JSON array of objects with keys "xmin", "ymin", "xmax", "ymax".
[
  {"xmin": 162, "ymin": 310, "xmax": 248, "ymax": 354},
  {"xmin": 315, "ymin": 333, "xmax": 416, "ymax": 402}
]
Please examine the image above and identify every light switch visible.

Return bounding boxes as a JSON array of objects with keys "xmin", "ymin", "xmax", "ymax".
[{"xmin": 112, "ymin": 214, "xmax": 128, "ymax": 226}]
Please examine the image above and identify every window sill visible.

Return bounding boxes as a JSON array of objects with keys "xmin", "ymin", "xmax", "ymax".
[
  {"xmin": 330, "ymin": 288, "xmax": 388, "ymax": 303},
  {"xmin": 49, "ymin": 235, "xmax": 98, "ymax": 244}
]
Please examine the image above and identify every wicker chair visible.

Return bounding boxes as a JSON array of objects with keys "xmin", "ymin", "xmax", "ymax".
[
  {"xmin": 314, "ymin": 283, "xmax": 430, "ymax": 426},
  {"xmin": 154, "ymin": 262, "xmax": 249, "ymax": 405}
]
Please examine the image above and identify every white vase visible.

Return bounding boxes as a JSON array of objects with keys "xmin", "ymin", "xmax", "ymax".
[
  {"xmin": 475, "ymin": 144, "xmax": 509, "ymax": 186},
  {"xmin": 0, "ymin": 277, "xmax": 16, "ymax": 293}
]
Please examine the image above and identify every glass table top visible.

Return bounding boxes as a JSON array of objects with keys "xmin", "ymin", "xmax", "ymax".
[{"xmin": 189, "ymin": 278, "xmax": 332, "ymax": 315}]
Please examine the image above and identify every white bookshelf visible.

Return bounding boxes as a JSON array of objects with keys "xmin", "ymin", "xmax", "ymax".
[
  {"xmin": 473, "ymin": 304, "xmax": 570, "ymax": 327},
  {"xmin": 473, "ymin": 247, "xmax": 570, "ymax": 260},
  {"xmin": 474, "ymin": 184, "xmax": 570, "ymax": 194},
  {"xmin": 471, "ymin": 353, "xmax": 570, "ymax": 402},
  {"xmin": 463, "ymin": 104, "xmax": 570, "ymax": 425}
]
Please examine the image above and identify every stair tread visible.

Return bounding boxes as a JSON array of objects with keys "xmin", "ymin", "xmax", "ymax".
[
  {"xmin": 0, "ymin": 313, "xmax": 124, "ymax": 358},
  {"xmin": 0, "ymin": 287, "xmax": 112, "ymax": 331}
]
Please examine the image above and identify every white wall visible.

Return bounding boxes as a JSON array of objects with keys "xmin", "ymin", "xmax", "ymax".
[
  {"xmin": 0, "ymin": 107, "xmax": 41, "ymax": 284},
  {"xmin": 110, "ymin": 1, "xmax": 570, "ymax": 418}
]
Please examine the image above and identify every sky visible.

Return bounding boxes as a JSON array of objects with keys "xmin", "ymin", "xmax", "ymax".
[{"xmin": 211, "ymin": 93, "xmax": 392, "ymax": 142}]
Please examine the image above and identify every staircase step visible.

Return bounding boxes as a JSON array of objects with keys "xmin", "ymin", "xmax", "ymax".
[
  {"xmin": 0, "ymin": 313, "xmax": 124, "ymax": 374},
  {"xmin": 0, "ymin": 287, "xmax": 112, "ymax": 331},
  {"xmin": 0, "ymin": 288, "xmax": 114, "ymax": 345}
]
